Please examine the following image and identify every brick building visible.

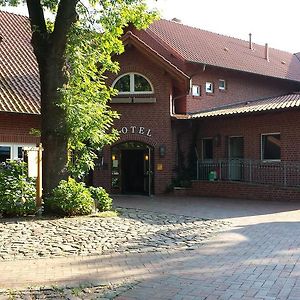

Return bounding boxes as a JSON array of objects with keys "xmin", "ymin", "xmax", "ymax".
[
  {"xmin": 0, "ymin": 12, "xmax": 40, "ymax": 161},
  {"xmin": 2, "ymin": 11, "xmax": 300, "ymax": 200}
]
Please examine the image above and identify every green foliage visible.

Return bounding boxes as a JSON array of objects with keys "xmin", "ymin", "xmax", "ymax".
[
  {"xmin": 89, "ymin": 186, "xmax": 112, "ymax": 211},
  {"xmin": 0, "ymin": 160, "xmax": 36, "ymax": 217},
  {"xmin": 0, "ymin": 0, "xmax": 159, "ymax": 182},
  {"xmin": 61, "ymin": 2, "xmax": 159, "ymax": 179},
  {"xmin": 45, "ymin": 178, "xmax": 94, "ymax": 216}
]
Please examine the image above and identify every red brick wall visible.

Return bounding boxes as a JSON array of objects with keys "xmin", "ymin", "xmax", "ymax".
[
  {"xmin": 187, "ymin": 180, "xmax": 300, "ymax": 202},
  {"xmin": 0, "ymin": 112, "xmax": 40, "ymax": 144},
  {"xmin": 94, "ymin": 47, "xmax": 176, "ymax": 194},
  {"xmin": 184, "ymin": 66, "xmax": 300, "ymax": 113},
  {"xmin": 196, "ymin": 110, "xmax": 300, "ymax": 161}
]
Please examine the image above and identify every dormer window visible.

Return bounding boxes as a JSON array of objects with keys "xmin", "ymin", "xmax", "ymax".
[
  {"xmin": 192, "ymin": 85, "xmax": 201, "ymax": 96},
  {"xmin": 113, "ymin": 73, "xmax": 153, "ymax": 95},
  {"xmin": 205, "ymin": 82, "xmax": 214, "ymax": 93},
  {"xmin": 219, "ymin": 79, "xmax": 226, "ymax": 91}
]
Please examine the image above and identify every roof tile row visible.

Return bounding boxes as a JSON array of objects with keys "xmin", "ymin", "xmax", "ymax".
[
  {"xmin": 190, "ymin": 93, "xmax": 300, "ymax": 119},
  {"xmin": 147, "ymin": 19, "xmax": 300, "ymax": 82},
  {"xmin": 0, "ymin": 11, "xmax": 40, "ymax": 115}
]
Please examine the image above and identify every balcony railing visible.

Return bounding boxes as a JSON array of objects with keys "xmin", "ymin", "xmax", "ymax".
[{"xmin": 196, "ymin": 159, "xmax": 300, "ymax": 188}]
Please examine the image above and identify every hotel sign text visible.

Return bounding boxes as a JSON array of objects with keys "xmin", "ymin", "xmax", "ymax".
[{"xmin": 120, "ymin": 126, "xmax": 152, "ymax": 137}]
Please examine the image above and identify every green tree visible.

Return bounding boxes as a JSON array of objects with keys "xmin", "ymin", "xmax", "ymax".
[{"xmin": 0, "ymin": 0, "xmax": 158, "ymax": 196}]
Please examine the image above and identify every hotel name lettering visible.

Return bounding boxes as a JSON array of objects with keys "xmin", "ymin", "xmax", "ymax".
[{"xmin": 120, "ymin": 126, "xmax": 152, "ymax": 137}]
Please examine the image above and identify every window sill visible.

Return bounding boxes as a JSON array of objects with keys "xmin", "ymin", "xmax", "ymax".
[
  {"xmin": 261, "ymin": 159, "xmax": 281, "ymax": 163},
  {"xmin": 111, "ymin": 97, "xmax": 156, "ymax": 104}
]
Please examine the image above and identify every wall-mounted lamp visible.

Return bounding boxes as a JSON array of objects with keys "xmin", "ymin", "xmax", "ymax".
[
  {"xmin": 112, "ymin": 154, "xmax": 116, "ymax": 161},
  {"xmin": 159, "ymin": 145, "xmax": 166, "ymax": 157},
  {"xmin": 144, "ymin": 154, "xmax": 149, "ymax": 161}
]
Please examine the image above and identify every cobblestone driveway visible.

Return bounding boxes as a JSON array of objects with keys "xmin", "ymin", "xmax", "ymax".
[
  {"xmin": 2, "ymin": 196, "xmax": 298, "ymax": 300},
  {"xmin": 0, "ymin": 208, "xmax": 228, "ymax": 260}
]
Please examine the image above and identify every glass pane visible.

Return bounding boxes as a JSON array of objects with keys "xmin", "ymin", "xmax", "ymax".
[
  {"xmin": 0, "ymin": 146, "xmax": 11, "ymax": 162},
  {"xmin": 203, "ymin": 139, "xmax": 213, "ymax": 160},
  {"xmin": 114, "ymin": 75, "xmax": 130, "ymax": 93},
  {"xmin": 262, "ymin": 134, "xmax": 281, "ymax": 160},
  {"xmin": 219, "ymin": 80, "xmax": 226, "ymax": 90},
  {"xmin": 18, "ymin": 147, "xmax": 23, "ymax": 159},
  {"xmin": 229, "ymin": 137, "xmax": 244, "ymax": 159},
  {"xmin": 206, "ymin": 82, "xmax": 213, "ymax": 93},
  {"xmin": 134, "ymin": 74, "xmax": 152, "ymax": 92}
]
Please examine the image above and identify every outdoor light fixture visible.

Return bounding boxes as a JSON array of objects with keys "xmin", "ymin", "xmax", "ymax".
[
  {"xmin": 144, "ymin": 154, "xmax": 149, "ymax": 161},
  {"xmin": 159, "ymin": 145, "xmax": 166, "ymax": 157},
  {"xmin": 112, "ymin": 154, "xmax": 116, "ymax": 160}
]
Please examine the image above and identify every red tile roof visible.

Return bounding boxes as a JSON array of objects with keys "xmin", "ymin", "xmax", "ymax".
[
  {"xmin": 190, "ymin": 93, "xmax": 300, "ymax": 119},
  {"xmin": 0, "ymin": 11, "xmax": 40, "ymax": 115},
  {"xmin": 147, "ymin": 19, "xmax": 300, "ymax": 82}
]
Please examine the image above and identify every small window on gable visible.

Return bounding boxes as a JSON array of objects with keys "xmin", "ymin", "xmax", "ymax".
[
  {"xmin": 219, "ymin": 79, "xmax": 226, "ymax": 91},
  {"xmin": 205, "ymin": 82, "xmax": 214, "ymax": 93},
  {"xmin": 192, "ymin": 85, "xmax": 201, "ymax": 96},
  {"xmin": 113, "ymin": 73, "xmax": 153, "ymax": 95}
]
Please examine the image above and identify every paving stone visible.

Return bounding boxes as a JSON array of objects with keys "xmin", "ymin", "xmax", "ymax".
[
  {"xmin": 0, "ymin": 208, "xmax": 229, "ymax": 261},
  {"xmin": 0, "ymin": 207, "xmax": 228, "ymax": 299}
]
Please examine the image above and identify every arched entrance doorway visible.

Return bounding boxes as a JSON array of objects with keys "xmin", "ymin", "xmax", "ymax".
[{"xmin": 111, "ymin": 141, "xmax": 154, "ymax": 195}]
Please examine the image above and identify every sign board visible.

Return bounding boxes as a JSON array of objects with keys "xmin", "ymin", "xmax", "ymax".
[
  {"xmin": 24, "ymin": 144, "xmax": 43, "ymax": 209},
  {"xmin": 24, "ymin": 146, "xmax": 39, "ymax": 178}
]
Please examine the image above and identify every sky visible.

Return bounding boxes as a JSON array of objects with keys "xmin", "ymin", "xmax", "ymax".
[{"xmin": 1, "ymin": 0, "xmax": 299, "ymax": 53}]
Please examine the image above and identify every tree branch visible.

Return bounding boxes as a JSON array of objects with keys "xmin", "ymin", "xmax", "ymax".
[
  {"xmin": 51, "ymin": 0, "xmax": 78, "ymax": 54},
  {"xmin": 26, "ymin": 0, "xmax": 48, "ymax": 63},
  {"xmin": 26, "ymin": 0, "xmax": 47, "ymax": 36}
]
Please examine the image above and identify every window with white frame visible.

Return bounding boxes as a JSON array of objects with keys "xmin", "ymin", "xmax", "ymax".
[
  {"xmin": 0, "ymin": 143, "xmax": 36, "ymax": 162},
  {"xmin": 219, "ymin": 79, "xmax": 226, "ymax": 90},
  {"xmin": 205, "ymin": 82, "xmax": 214, "ymax": 93},
  {"xmin": 202, "ymin": 138, "xmax": 213, "ymax": 160},
  {"xmin": 261, "ymin": 133, "xmax": 281, "ymax": 161},
  {"xmin": 112, "ymin": 73, "xmax": 153, "ymax": 95},
  {"xmin": 192, "ymin": 85, "xmax": 201, "ymax": 96}
]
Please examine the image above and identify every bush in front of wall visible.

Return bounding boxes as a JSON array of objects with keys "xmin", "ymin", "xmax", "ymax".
[
  {"xmin": 46, "ymin": 178, "xmax": 94, "ymax": 216},
  {"xmin": 0, "ymin": 160, "xmax": 36, "ymax": 217},
  {"xmin": 89, "ymin": 186, "xmax": 112, "ymax": 212}
]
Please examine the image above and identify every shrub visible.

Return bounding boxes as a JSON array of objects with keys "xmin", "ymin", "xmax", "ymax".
[
  {"xmin": 89, "ymin": 186, "xmax": 112, "ymax": 212},
  {"xmin": 46, "ymin": 178, "xmax": 94, "ymax": 216},
  {"xmin": 0, "ymin": 160, "xmax": 36, "ymax": 217}
]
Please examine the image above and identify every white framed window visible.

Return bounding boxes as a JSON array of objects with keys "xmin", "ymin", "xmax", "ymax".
[
  {"xmin": 192, "ymin": 85, "xmax": 201, "ymax": 96},
  {"xmin": 205, "ymin": 82, "xmax": 214, "ymax": 93},
  {"xmin": 202, "ymin": 138, "xmax": 213, "ymax": 160},
  {"xmin": 0, "ymin": 143, "xmax": 36, "ymax": 162},
  {"xmin": 112, "ymin": 73, "xmax": 154, "ymax": 95},
  {"xmin": 261, "ymin": 133, "xmax": 281, "ymax": 161},
  {"xmin": 219, "ymin": 79, "xmax": 226, "ymax": 90}
]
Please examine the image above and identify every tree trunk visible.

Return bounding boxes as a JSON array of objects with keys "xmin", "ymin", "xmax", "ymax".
[
  {"xmin": 39, "ymin": 50, "xmax": 69, "ymax": 197},
  {"xmin": 26, "ymin": 0, "xmax": 78, "ymax": 198}
]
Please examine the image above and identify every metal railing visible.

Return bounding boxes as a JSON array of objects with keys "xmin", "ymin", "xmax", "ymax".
[{"xmin": 196, "ymin": 159, "xmax": 300, "ymax": 188}]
